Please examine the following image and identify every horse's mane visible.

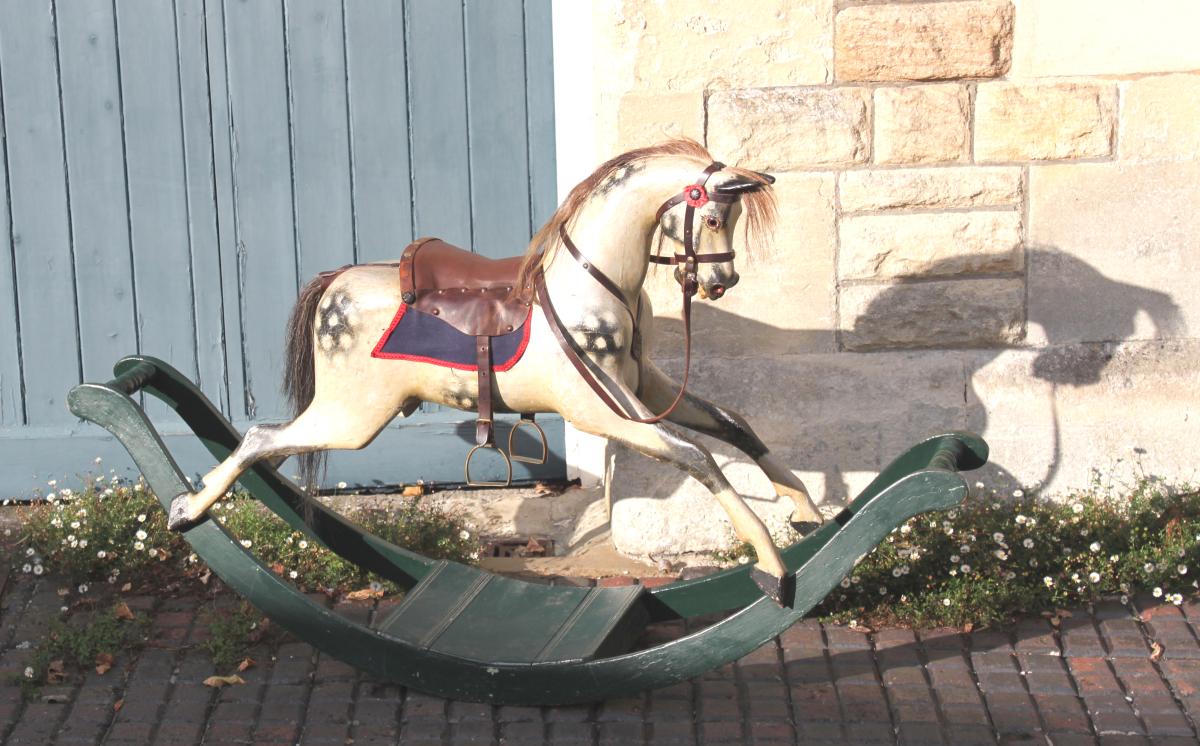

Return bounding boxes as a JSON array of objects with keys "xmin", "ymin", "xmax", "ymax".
[{"xmin": 513, "ymin": 138, "xmax": 777, "ymax": 295}]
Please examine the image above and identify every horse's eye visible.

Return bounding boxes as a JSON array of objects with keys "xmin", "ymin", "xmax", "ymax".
[{"xmin": 704, "ymin": 216, "xmax": 722, "ymax": 230}]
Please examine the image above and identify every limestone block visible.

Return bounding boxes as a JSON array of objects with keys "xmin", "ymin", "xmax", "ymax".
[
  {"xmin": 834, "ymin": 1, "xmax": 1013, "ymax": 82},
  {"xmin": 608, "ymin": 349, "xmax": 971, "ymax": 557},
  {"xmin": 839, "ymin": 167, "xmax": 1022, "ymax": 213},
  {"xmin": 707, "ymin": 87, "xmax": 870, "ymax": 169},
  {"xmin": 607, "ymin": 91, "xmax": 704, "ymax": 152},
  {"xmin": 1119, "ymin": 74, "xmax": 1200, "ymax": 163},
  {"xmin": 839, "ymin": 212, "xmax": 1023, "ymax": 282},
  {"xmin": 839, "ymin": 279, "xmax": 1025, "ymax": 350},
  {"xmin": 969, "ymin": 340, "xmax": 1200, "ymax": 497},
  {"xmin": 1011, "ymin": 0, "xmax": 1200, "ymax": 78},
  {"xmin": 593, "ymin": 0, "xmax": 833, "ymax": 94},
  {"xmin": 975, "ymin": 83, "xmax": 1116, "ymax": 162},
  {"xmin": 874, "ymin": 84, "xmax": 970, "ymax": 164},
  {"xmin": 1027, "ymin": 161, "xmax": 1200, "ymax": 345},
  {"xmin": 643, "ymin": 172, "xmax": 838, "ymax": 360}
]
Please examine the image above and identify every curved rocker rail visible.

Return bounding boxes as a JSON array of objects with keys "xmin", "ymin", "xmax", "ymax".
[{"xmin": 68, "ymin": 355, "xmax": 988, "ymax": 705}]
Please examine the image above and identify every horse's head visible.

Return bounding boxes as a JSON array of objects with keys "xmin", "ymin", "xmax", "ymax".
[{"xmin": 655, "ymin": 165, "xmax": 775, "ymax": 300}]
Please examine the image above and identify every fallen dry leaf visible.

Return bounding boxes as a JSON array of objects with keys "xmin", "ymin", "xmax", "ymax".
[
  {"xmin": 524, "ymin": 537, "xmax": 546, "ymax": 557},
  {"xmin": 114, "ymin": 602, "xmax": 135, "ymax": 621},
  {"xmin": 203, "ymin": 674, "xmax": 246, "ymax": 688},
  {"xmin": 270, "ymin": 563, "xmax": 285, "ymax": 575},
  {"xmin": 962, "ymin": 623, "xmax": 974, "ymax": 634},
  {"xmin": 95, "ymin": 652, "xmax": 114, "ymax": 675},
  {"xmin": 236, "ymin": 657, "xmax": 255, "ymax": 673},
  {"xmin": 401, "ymin": 484, "xmax": 423, "ymax": 497},
  {"xmin": 46, "ymin": 660, "xmax": 66, "ymax": 684},
  {"xmin": 199, "ymin": 570, "xmax": 212, "ymax": 586},
  {"xmin": 113, "ymin": 699, "xmax": 124, "ymax": 712},
  {"xmin": 120, "ymin": 582, "xmax": 132, "ymax": 592},
  {"xmin": 346, "ymin": 587, "xmax": 384, "ymax": 601},
  {"xmin": 1151, "ymin": 641, "xmax": 1165, "ymax": 662}
]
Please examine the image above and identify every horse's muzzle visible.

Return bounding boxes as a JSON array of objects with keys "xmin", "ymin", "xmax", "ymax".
[{"xmin": 707, "ymin": 271, "xmax": 739, "ymax": 299}]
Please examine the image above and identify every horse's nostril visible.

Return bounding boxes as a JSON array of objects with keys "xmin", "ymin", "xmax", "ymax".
[{"xmin": 710, "ymin": 284, "xmax": 725, "ymax": 298}]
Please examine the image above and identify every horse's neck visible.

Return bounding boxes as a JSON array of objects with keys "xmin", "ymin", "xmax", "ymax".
[{"xmin": 548, "ymin": 163, "xmax": 693, "ymax": 300}]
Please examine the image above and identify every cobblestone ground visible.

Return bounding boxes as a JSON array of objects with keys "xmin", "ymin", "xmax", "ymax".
[{"xmin": 2, "ymin": 573, "xmax": 1200, "ymax": 745}]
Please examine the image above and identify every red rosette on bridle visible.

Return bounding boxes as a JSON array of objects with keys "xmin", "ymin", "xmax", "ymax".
[{"xmin": 684, "ymin": 184, "xmax": 709, "ymax": 208}]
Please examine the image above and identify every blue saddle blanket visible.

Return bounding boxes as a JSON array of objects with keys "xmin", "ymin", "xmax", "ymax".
[{"xmin": 371, "ymin": 304, "xmax": 531, "ymax": 371}]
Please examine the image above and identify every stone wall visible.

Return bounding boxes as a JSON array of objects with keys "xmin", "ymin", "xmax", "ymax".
[{"xmin": 583, "ymin": 0, "xmax": 1200, "ymax": 558}]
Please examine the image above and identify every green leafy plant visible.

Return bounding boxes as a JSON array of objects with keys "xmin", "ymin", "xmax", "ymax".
[
  {"xmin": 200, "ymin": 602, "xmax": 268, "ymax": 671},
  {"xmin": 20, "ymin": 477, "xmax": 481, "ymax": 595},
  {"xmin": 19, "ymin": 602, "xmax": 148, "ymax": 696},
  {"xmin": 818, "ymin": 478, "xmax": 1200, "ymax": 628}
]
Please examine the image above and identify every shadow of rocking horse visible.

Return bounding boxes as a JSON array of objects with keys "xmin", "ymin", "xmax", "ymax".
[{"xmin": 642, "ymin": 248, "xmax": 1184, "ymax": 507}]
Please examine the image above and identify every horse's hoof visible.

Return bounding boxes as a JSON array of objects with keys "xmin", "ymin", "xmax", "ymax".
[
  {"xmin": 751, "ymin": 566, "xmax": 796, "ymax": 608},
  {"xmin": 790, "ymin": 520, "xmax": 821, "ymax": 536},
  {"xmin": 167, "ymin": 494, "xmax": 201, "ymax": 532}
]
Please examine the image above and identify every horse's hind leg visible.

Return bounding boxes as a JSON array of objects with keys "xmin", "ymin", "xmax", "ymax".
[
  {"xmin": 638, "ymin": 361, "xmax": 823, "ymax": 528},
  {"xmin": 167, "ymin": 395, "xmax": 409, "ymax": 530},
  {"xmin": 562, "ymin": 397, "xmax": 793, "ymax": 604}
]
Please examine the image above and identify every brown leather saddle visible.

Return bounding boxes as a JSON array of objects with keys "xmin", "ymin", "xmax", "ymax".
[{"xmin": 398, "ymin": 238, "xmax": 546, "ymax": 485}]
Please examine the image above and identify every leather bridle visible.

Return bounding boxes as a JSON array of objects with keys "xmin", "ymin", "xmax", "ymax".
[{"xmin": 535, "ymin": 161, "xmax": 756, "ymax": 424}]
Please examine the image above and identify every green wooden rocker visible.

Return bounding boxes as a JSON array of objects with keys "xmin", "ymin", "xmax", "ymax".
[{"xmin": 69, "ymin": 355, "xmax": 986, "ymax": 705}]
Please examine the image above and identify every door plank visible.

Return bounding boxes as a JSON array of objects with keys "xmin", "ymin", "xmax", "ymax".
[
  {"xmin": 55, "ymin": 2, "xmax": 138, "ymax": 384},
  {"xmin": 344, "ymin": 0, "xmax": 413, "ymax": 264},
  {"xmin": 222, "ymin": 0, "xmax": 298, "ymax": 420},
  {"xmin": 0, "ymin": 2, "xmax": 81, "ymax": 425},
  {"xmin": 285, "ymin": 0, "xmax": 354, "ymax": 281},
  {"xmin": 464, "ymin": 0, "xmax": 531, "ymax": 258},
  {"xmin": 406, "ymin": 1, "xmax": 471, "ymax": 248}
]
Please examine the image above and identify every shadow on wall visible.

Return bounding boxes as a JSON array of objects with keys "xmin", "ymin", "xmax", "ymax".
[{"xmin": 641, "ymin": 248, "xmax": 1185, "ymax": 504}]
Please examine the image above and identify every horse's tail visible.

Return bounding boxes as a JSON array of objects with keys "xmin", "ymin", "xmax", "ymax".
[{"xmin": 283, "ymin": 267, "xmax": 349, "ymax": 492}]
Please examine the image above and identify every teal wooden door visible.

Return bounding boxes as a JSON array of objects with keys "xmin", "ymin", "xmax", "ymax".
[{"xmin": 0, "ymin": 0, "xmax": 562, "ymax": 497}]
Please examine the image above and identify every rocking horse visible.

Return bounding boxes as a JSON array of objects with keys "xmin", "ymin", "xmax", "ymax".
[{"xmin": 68, "ymin": 140, "xmax": 988, "ymax": 704}]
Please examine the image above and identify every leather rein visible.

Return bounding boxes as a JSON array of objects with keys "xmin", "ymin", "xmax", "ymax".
[{"xmin": 534, "ymin": 161, "xmax": 741, "ymax": 425}]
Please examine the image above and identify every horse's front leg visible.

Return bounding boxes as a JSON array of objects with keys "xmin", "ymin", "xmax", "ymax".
[
  {"xmin": 561, "ymin": 388, "xmax": 793, "ymax": 605},
  {"xmin": 638, "ymin": 361, "xmax": 823, "ymax": 529}
]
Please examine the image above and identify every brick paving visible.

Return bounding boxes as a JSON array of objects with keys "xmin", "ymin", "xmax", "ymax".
[{"xmin": 2, "ymin": 576, "xmax": 1200, "ymax": 744}]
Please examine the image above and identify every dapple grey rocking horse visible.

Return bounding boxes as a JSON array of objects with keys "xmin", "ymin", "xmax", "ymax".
[
  {"xmin": 166, "ymin": 139, "xmax": 824, "ymax": 603},
  {"xmin": 71, "ymin": 138, "xmax": 988, "ymax": 701}
]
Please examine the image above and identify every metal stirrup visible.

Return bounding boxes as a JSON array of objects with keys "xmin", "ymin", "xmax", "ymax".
[
  {"xmin": 464, "ymin": 439, "xmax": 513, "ymax": 487},
  {"xmin": 508, "ymin": 415, "xmax": 548, "ymax": 465}
]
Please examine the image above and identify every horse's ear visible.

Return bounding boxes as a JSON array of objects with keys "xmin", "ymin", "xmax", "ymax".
[{"xmin": 713, "ymin": 172, "xmax": 774, "ymax": 195}]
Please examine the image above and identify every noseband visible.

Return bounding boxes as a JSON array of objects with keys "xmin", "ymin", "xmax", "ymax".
[{"xmin": 535, "ymin": 161, "xmax": 756, "ymax": 424}]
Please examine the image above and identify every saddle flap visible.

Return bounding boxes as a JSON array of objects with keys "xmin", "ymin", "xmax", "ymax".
[{"xmin": 400, "ymin": 238, "xmax": 531, "ymax": 337}]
